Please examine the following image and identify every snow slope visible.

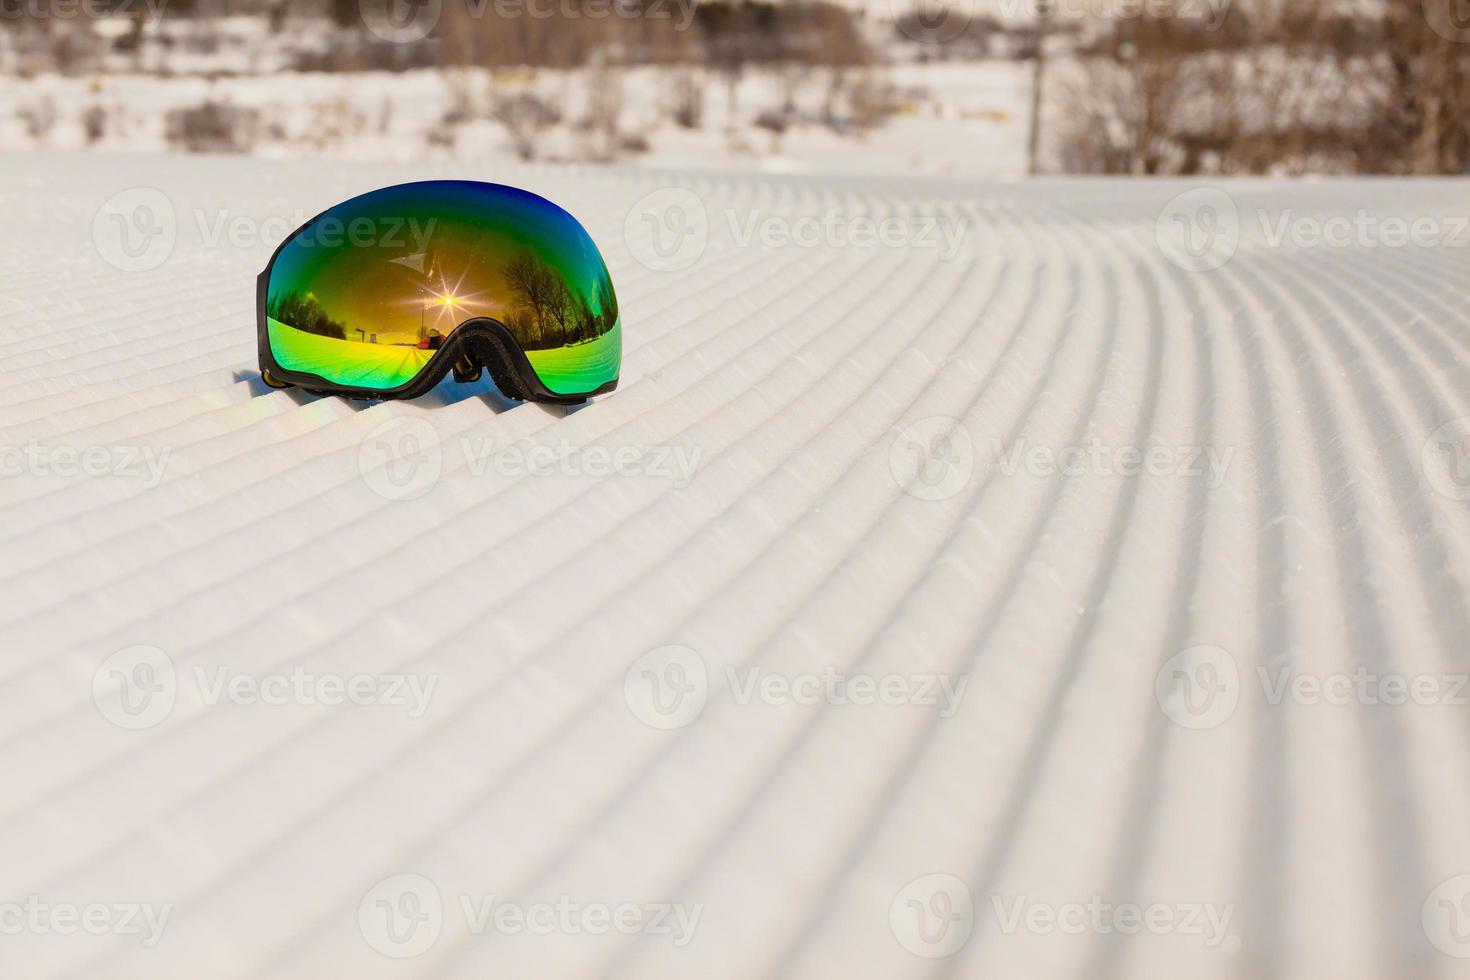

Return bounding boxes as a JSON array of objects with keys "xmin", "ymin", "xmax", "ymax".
[{"xmin": 2, "ymin": 151, "xmax": 1470, "ymax": 978}]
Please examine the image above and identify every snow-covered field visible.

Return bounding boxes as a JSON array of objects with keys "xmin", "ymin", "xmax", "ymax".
[{"xmin": 2, "ymin": 150, "xmax": 1470, "ymax": 978}]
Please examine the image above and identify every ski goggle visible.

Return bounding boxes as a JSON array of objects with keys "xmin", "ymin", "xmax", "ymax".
[{"xmin": 257, "ymin": 180, "xmax": 621, "ymax": 404}]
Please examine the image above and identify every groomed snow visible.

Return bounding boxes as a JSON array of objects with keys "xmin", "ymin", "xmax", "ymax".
[{"xmin": 1, "ymin": 151, "xmax": 1469, "ymax": 978}]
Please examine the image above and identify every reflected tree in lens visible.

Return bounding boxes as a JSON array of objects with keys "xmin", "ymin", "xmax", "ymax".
[
  {"xmin": 500, "ymin": 247, "xmax": 618, "ymax": 352},
  {"xmin": 266, "ymin": 291, "xmax": 348, "ymax": 340}
]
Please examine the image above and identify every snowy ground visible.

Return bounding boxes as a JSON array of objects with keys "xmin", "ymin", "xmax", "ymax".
[{"xmin": 2, "ymin": 151, "xmax": 1470, "ymax": 978}]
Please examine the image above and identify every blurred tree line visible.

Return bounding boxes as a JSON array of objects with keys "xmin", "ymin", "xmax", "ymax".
[
  {"xmin": 1054, "ymin": 0, "xmax": 1470, "ymax": 175},
  {"xmin": 7, "ymin": 0, "xmax": 1465, "ymax": 174}
]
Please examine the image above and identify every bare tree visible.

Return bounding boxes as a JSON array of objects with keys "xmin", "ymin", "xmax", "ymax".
[
  {"xmin": 493, "ymin": 91, "xmax": 561, "ymax": 161},
  {"xmin": 1055, "ymin": 6, "xmax": 1199, "ymax": 175},
  {"xmin": 1027, "ymin": 0, "xmax": 1052, "ymax": 175},
  {"xmin": 1382, "ymin": 0, "xmax": 1469, "ymax": 174},
  {"xmin": 581, "ymin": 51, "xmax": 625, "ymax": 161},
  {"xmin": 502, "ymin": 249, "xmax": 582, "ymax": 345},
  {"xmin": 670, "ymin": 67, "xmax": 706, "ymax": 129}
]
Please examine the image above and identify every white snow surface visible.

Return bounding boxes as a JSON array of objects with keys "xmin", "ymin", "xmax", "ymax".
[{"xmin": 2, "ymin": 151, "xmax": 1470, "ymax": 978}]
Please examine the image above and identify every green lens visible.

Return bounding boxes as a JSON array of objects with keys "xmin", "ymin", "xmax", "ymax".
[{"xmin": 264, "ymin": 181, "xmax": 621, "ymax": 397}]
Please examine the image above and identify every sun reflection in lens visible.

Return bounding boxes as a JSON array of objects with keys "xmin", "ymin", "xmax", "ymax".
[{"xmin": 396, "ymin": 267, "xmax": 492, "ymax": 340}]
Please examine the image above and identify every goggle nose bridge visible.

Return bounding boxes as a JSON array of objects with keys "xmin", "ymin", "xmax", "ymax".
[{"xmin": 442, "ymin": 318, "xmax": 534, "ymax": 400}]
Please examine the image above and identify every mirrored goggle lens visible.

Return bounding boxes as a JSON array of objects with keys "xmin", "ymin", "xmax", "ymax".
[{"xmin": 264, "ymin": 181, "xmax": 621, "ymax": 396}]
